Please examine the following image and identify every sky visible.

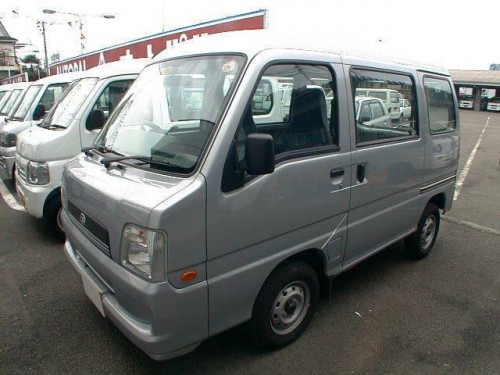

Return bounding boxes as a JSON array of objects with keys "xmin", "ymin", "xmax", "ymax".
[{"xmin": 1, "ymin": 0, "xmax": 499, "ymax": 70}]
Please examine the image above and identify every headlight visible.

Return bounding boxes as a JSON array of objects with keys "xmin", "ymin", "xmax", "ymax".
[
  {"xmin": 27, "ymin": 161, "xmax": 50, "ymax": 185},
  {"xmin": 1, "ymin": 133, "xmax": 17, "ymax": 147},
  {"xmin": 120, "ymin": 224, "xmax": 166, "ymax": 282}
]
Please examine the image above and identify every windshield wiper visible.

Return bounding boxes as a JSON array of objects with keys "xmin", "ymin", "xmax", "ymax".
[
  {"xmin": 100, "ymin": 155, "xmax": 190, "ymax": 173},
  {"xmin": 39, "ymin": 123, "xmax": 66, "ymax": 129},
  {"xmin": 10, "ymin": 116, "xmax": 23, "ymax": 121},
  {"xmin": 96, "ymin": 145, "xmax": 123, "ymax": 156},
  {"xmin": 81, "ymin": 145, "xmax": 122, "ymax": 157}
]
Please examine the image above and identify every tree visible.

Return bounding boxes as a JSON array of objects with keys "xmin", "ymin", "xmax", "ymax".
[{"xmin": 20, "ymin": 54, "xmax": 46, "ymax": 81}]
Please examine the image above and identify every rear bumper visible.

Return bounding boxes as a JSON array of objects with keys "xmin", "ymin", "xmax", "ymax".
[{"xmin": 62, "ymin": 209, "xmax": 208, "ymax": 360}]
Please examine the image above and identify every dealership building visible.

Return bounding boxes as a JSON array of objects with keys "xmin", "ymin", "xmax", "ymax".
[{"xmin": 450, "ymin": 69, "xmax": 500, "ymax": 111}]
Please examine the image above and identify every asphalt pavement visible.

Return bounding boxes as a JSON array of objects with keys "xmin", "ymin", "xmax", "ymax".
[{"xmin": 1, "ymin": 110, "xmax": 499, "ymax": 374}]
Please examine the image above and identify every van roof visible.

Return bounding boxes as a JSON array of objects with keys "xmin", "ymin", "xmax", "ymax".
[
  {"xmin": 153, "ymin": 30, "xmax": 448, "ymax": 76},
  {"xmin": 0, "ymin": 83, "xmax": 15, "ymax": 91},
  {"xmin": 83, "ymin": 58, "xmax": 150, "ymax": 79},
  {"xmin": 4, "ymin": 82, "xmax": 31, "ymax": 90},
  {"xmin": 31, "ymin": 71, "xmax": 89, "ymax": 85}
]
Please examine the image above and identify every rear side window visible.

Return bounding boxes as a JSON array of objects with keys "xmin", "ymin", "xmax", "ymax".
[
  {"xmin": 423, "ymin": 77, "xmax": 456, "ymax": 133},
  {"xmin": 351, "ymin": 69, "xmax": 418, "ymax": 145},
  {"xmin": 237, "ymin": 63, "xmax": 338, "ymax": 162}
]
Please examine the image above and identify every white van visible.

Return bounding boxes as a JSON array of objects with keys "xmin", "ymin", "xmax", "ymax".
[
  {"xmin": 0, "ymin": 73, "xmax": 83, "ymax": 179},
  {"xmin": 486, "ymin": 97, "xmax": 500, "ymax": 112},
  {"xmin": 0, "ymin": 82, "xmax": 30, "ymax": 125},
  {"xmin": 458, "ymin": 94, "xmax": 474, "ymax": 109},
  {"xmin": 355, "ymin": 88, "xmax": 401, "ymax": 120},
  {"xmin": 15, "ymin": 59, "xmax": 149, "ymax": 240},
  {"xmin": 61, "ymin": 31, "xmax": 459, "ymax": 360}
]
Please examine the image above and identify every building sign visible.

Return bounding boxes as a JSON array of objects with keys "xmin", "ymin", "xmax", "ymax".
[
  {"xmin": 49, "ymin": 10, "xmax": 266, "ymax": 75},
  {"xmin": 0, "ymin": 72, "xmax": 28, "ymax": 85}
]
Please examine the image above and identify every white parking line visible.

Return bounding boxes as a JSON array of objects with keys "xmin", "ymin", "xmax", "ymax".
[
  {"xmin": 454, "ymin": 116, "xmax": 490, "ymax": 201},
  {"xmin": 0, "ymin": 179, "xmax": 25, "ymax": 211},
  {"xmin": 442, "ymin": 215, "xmax": 500, "ymax": 237}
]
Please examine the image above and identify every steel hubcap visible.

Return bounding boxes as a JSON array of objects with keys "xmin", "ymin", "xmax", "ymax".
[
  {"xmin": 420, "ymin": 215, "xmax": 436, "ymax": 250},
  {"xmin": 270, "ymin": 281, "xmax": 310, "ymax": 335}
]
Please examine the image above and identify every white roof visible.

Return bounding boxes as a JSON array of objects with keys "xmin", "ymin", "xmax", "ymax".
[
  {"xmin": 0, "ymin": 83, "xmax": 15, "ymax": 91},
  {"xmin": 32, "ymin": 71, "xmax": 88, "ymax": 86},
  {"xmin": 83, "ymin": 58, "xmax": 150, "ymax": 79},
  {"xmin": 0, "ymin": 82, "xmax": 30, "ymax": 90},
  {"xmin": 152, "ymin": 30, "xmax": 448, "ymax": 75},
  {"xmin": 10, "ymin": 82, "xmax": 31, "ymax": 90}
]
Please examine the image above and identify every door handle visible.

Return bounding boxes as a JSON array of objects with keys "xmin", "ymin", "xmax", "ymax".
[
  {"xmin": 357, "ymin": 163, "xmax": 367, "ymax": 183},
  {"xmin": 330, "ymin": 168, "xmax": 345, "ymax": 178}
]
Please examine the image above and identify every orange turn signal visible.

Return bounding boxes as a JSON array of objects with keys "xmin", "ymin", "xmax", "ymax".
[{"xmin": 181, "ymin": 270, "xmax": 198, "ymax": 282}]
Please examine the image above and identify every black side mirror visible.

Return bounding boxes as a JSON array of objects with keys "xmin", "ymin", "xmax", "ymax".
[
  {"xmin": 86, "ymin": 109, "xmax": 106, "ymax": 131},
  {"xmin": 33, "ymin": 104, "xmax": 46, "ymax": 121},
  {"xmin": 245, "ymin": 133, "xmax": 275, "ymax": 175},
  {"xmin": 361, "ymin": 116, "xmax": 371, "ymax": 123}
]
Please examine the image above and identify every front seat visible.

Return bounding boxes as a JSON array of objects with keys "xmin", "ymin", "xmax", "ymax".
[{"xmin": 283, "ymin": 87, "xmax": 329, "ymax": 151}]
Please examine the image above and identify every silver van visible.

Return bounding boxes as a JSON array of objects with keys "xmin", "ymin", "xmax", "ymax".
[{"xmin": 61, "ymin": 31, "xmax": 459, "ymax": 360}]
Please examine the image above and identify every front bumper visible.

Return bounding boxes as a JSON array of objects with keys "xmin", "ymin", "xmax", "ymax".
[
  {"xmin": 15, "ymin": 176, "xmax": 52, "ymax": 218},
  {"xmin": 62, "ymin": 209, "xmax": 208, "ymax": 360},
  {"xmin": 0, "ymin": 146, "xmax": 15, "ymax": 179}
]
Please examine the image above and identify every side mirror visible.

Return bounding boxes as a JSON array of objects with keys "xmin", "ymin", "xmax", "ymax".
[
  {"xmin": 33, "ymin": 104, "xmax": 46, "ymax": 121},
  {"xmin": 86, "ymin": 109, "xmax": 106, "ymax": 131},
  {"xmin": 245, "ymin": 133, "xmax": 275, "ymax": 175},
  {"xmin": 361, "ymin": 116, "xmax": 371, "ymax": 123}
]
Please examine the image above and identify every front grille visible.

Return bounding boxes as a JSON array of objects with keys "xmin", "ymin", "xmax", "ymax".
[
  {"xmin": 68, "ymin": 200, "xmax": 111, "ymax": 257},
  {"xmin": 16, "ymin": 164, "xmax": 26, "ymax": 183}
]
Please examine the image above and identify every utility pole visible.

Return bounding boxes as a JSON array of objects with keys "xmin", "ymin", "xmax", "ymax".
[{"xmin": 41, "ymin": 21, "xmax": 49, "ymax": 75}]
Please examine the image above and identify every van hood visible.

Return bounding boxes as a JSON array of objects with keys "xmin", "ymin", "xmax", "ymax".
[
  {"xmin": 63, "ymin": 154, "xmax": 195, "ymax": 259},
  {"xmin": 0, "ymin": 120, "xmax": 31, "ymax": 136},
  {"xmin": 17, "ymin": 125, "xmax": 75, "ymax": 161}
]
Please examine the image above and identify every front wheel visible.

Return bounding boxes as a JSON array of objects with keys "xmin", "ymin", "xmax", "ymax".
[
  {"xmin": 404, "ymin": 203, "xmax": 440, "ymax": 259},
  {"xmin": 248, "ymin": 261, "xmax": 319, "ymax": 349},
  {"xmin": 44, "ymin": 195, "xmax": 65, "ymax": 242}
]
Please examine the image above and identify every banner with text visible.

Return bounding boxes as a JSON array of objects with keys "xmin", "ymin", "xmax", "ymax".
[{"xmin": 49, "ymin": 10, "xmax": 266, "ymax": 75}]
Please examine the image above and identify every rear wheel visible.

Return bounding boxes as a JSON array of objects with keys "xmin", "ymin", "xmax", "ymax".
[
  {"xmin": 248, "ymin": 261, "xmax": 319, "ymax": 349},
  {"xmin": 44, "ymin": 195, "xmax": 65, "ymax": 242},
  {"xmin": 404, "ymin": 203, "xmax": 440, "ymax": 259}
]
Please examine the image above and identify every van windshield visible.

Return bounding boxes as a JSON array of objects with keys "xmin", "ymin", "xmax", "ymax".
[
  {"xmin": 0, "ymin": 91, "xmax": 12, "ymax": 113},
  {"xmin": 95, "ymin": 55, "xmax": 245, "ymax": 174},
  {"xmin": 41, "ymin": 78, "xmax": 99, "ymax": 129},
  {"xmin": 11, "ymin": 85, "xmax": 42, "ymax": 121},
  {"xmin": 1, "ymin": 89, "xmax": 23, "ymax": 116}
]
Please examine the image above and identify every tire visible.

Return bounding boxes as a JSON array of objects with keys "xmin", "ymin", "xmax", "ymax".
[
  {"xmin": 44, "ymin": 195, "xmax": 65, "ymax": 242},
  {"xmin": 248, "ymin": 261, "xmax": 319, "ymax": 349},
  {"xmin": 404, "ymin": 203, "xmax": 440, "ymax": 259}
]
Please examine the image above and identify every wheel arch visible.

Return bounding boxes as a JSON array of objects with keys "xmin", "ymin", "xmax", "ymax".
[
  {"xmin": 428, "ymin": 192, "xmax": 446, "ymax": 211},
  {"xmin": 259, "ymin": 248, "xmax": 329, "ymax": 302},
  {"xmin": 43, "ymin": 187, "xmax": 61, "ymax": 219}
]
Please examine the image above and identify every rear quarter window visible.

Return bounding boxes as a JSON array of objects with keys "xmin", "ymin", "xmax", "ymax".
[{"xmin": 423, "ymin": 77, "xmax": 456, "ymax": 134}]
